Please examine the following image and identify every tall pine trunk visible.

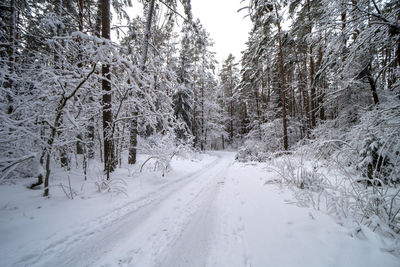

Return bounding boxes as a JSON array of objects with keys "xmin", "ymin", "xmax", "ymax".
[
  {"xmin": 7, "ymin": 0, "xmax": 16, "ymax": 114},
  {"xmin": 307, "ymin": 0, "xmax": 316, "ymax": 128},
  {"xmin": 101, "ymin": 0, "xmax": 115, "ymax": 178},
  {"xmin": 192, "ymin": 84, "xmax": 197, "ymax": 144},
  {"xmin": 201, "ymin": 79, "xmax": 205, "ymax": 150},
  {"xmin": 230, "ymin": 76, "xmax": 234, "ymax": 142},
  {"xmin": 274, "ymin": 3, "xmax": 288, "ymax": 151},
  {"xmin": 76, "ymin": 0, "xmax": 85, "ymax": 155}
]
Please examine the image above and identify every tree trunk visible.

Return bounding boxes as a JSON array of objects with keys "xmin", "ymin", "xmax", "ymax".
[
  {"xmin": 309, "ymin": 50, "xmax": 316, "ymax": 127},
  {"xmin": 78, "ymin": 0, "xmax": 95, "ymax": 158},
  {"xmin": 44, "ymin": 110, "xmax": 63, "ymax": 196},
  {"xmin": 75, "ymin": 0, "xmax": 85, "ymax": 155},
  {"xmin": 302, "ymin": 54, "xmax": 311, "ymax": 133},
  {"xmin": 307, "ymin": 0, "xmax": 316, "ymax": 128},
  {"xmin": 261, "ymin": 72, "xmax": 266, "ymax": 122},
  {"xmin": 79, "ymin": 0, "xmax": 84, "ymax": 32},
  {"xmin": 317, "ymin": 39, "xmax": 325, "ymax": 121},
  {"xmin": 274, "ymin": 3, "xmax": 288, "ymax": 151},
  {"xmin": 129, "ymin": 0, "xmax": 155, "ymax": 164},
  {"xmin": 95, "ymin": 1, "xmax": 102, "ymax": 37},
  {"xmin": 87, "ymin": 116, "xmax": 95, "ymax": 158},
  {"xmin": 230, "ymin": 76, "xmax": 234, "ymax": 142},
  {"xmin": 140, "ymin": 0, "xmax": 156, "ymax": 69},
  {"xmin": 201, "ymin": 79, "xmax": 205, "ymax": 150},
  {"xmin": 341, "ymin": 2, "xmax": 347, "ymax": 61},
  {"xmin": 7, "ymin": 0, "xmax": 16, "ymax": 114},
  {"xmin": 192, "ymin": 84, "xmax": 197, "ymax": 144},
  {"xmin": 255, "ymin": 87, "xmax": 260, "ymax": 119},
  {"xmin": 128, "ymin": 112, "xmax": 138, "ymax": 164},
  {"xmin": 101, "ymin": 0, "xmax": 114, "ymax": 178},
  {"xmin": 30, "ymin": 152, "xmax": 44, "ymax": 189},
  {"xmin": 366, "ymin": 64, "xmax": 379, "ymax": 105}
]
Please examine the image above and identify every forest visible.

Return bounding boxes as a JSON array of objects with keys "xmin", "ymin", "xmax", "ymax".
[{"xmin": 1, "ymin": 0, "xmax": 400, "ymax": 266}]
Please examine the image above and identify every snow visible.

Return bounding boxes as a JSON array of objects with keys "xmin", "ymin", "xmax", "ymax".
[{"xmin": 0, "ymin": 152, "xmax": 399, "ymax": 267}]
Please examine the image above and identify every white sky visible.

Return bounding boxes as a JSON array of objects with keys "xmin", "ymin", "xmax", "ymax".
[{"xmin": 191, "ymin": 0, "xmax": 252, "ymax": 66}]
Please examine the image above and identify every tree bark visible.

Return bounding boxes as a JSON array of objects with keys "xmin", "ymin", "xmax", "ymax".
[
  {"xmin": 274, "ymin": 3, "xmax": 288, "ymax": 151},
  {"xmin": 302, "ymin": 54, "xmax": 311, "ymax": 132},
  {"xmin": 201, "ymin": 79, "xmax": 205, "ymax": 150},
  {"xmin": 230, "ymin": 75, "xmax": 234, "ymax": 142},
  {"xmin": 306, "ymin": 0, "xmax": 316, "ymax": 128},
  {"xmin": 76, "ymin": 15, "xmax": 84, "ymax": 161},
  {"xmin": 140, "ymin": 0, "xmax": 156, "ymax": 68},
  {"xmin": 79, "ymin": 0, "xmax": 84, "ymax": 32},
  {"xmin": 261, "ymin": 72, "xmax": 266, "ymax": 122},
  {"xmin": 254, "ymin": 85, "xmax": 260, "ymax": 119},
  {"xmin": 101, "ymin": 0, "xmax": 114, "ymax": 178},
  {"xmin": 128, "ymin": 112, "xmax": 138, "ymax": 164},
  {"xmin": 317, "ymin": 38, "xmax": 325, "ymax": 121},
  {"xmin": 7, "ymin": 0, "xmax": 16, "ymax": 114},
  {"xmin": 366, "ymin": 64, "xmax": 379, "ymax": 105},
  {"xmin": 341, "ymin": 1, "xmax": 347, "ymax": 62},
  {"xmin": 192, "ymin": 84, "xmax": 197, "ymax": 144}
]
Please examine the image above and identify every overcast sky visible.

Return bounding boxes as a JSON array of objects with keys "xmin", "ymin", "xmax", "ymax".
[{"xmin": 190, "ymin": 0, "xmax": 253, "ymax": 66}]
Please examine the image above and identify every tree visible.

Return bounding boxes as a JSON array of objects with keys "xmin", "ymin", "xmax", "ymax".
[
  {"xmin": 100, "ymin": 0, "xmax": 115, "ymax": 179},
  {"xmin": 0, "ymin": 0, "xmax": 222, "ymax": 197},
  {"xmin": 173, "ymin": 23, "xmax": 195, "ymax": 139},
  {"xmin": 248, "ymin": 0, "xmax": 289, "ymax": 150},
  {"xmin": 219, "ymin": 54, "xmax": 240, "ymax": 144}
]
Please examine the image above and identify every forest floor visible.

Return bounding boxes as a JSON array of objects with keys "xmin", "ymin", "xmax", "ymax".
[{"xmin": 0, "ymin": 151, "xmax": 399, "ymax": 267}]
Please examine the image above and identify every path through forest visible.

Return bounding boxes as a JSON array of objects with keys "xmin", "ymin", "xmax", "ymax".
[{"xmin": 1, "ymin": 152, "xmax": 399, "ymax": 267}]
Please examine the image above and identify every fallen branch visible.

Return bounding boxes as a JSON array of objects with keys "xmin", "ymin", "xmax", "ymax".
[{"xmin": 1, "ymin": 154, "xmax": 35, "ymax": 180}]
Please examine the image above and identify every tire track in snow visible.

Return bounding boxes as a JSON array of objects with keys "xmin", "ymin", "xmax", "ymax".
[
  {"xmin": 14, "ymin": 154, "xmax": 225, "ymax": 267},
  {"xmin": 206, "ymin": 167, "xmax": 252, "ymax": 267},
  {"xmin": 156, "ymin": 158, "xmax": 233, "ymax": 267}
]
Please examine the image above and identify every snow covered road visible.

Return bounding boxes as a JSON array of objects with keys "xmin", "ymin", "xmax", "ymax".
[{"xmin": 1, "ymin": 152, "xmax": 400, "ymax": 267}]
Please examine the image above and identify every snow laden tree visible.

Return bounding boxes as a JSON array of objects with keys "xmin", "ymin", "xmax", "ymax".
[
  {"xmin": 190, "ymin": 20, "xmax": 221, "ymax": 150},
  {"xmin": 236, "ymin": 0, "xmax": 400, "ymax": 234},
  {"xmin": 237, "ymin": 12, "xmax": 276, "ymax": 146},
  {"xmin": 100, "ymin": 0, "xmax": 115, "ymax": 179},
  {"xmin": 1, "ymin": 0, "xmax": 220, "ymax": 196},
  {"xmin": 244, "ymin": 0, "xmax": 292, "ymax": 151},
  {"xmin": 173, "ymin": 22, "xmax": 195, "ymax": 141},
  {"xmin": 219, "ymin": 54, "xmax": 240, "ymax": 146},
  {"xmin": 239, "ymin": 0, "xmax": 400, "ymax": 183}
]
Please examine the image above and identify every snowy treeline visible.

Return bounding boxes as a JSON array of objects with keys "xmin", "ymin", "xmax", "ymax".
[
  {"xmin": 232, "ymin": 0, "xmax": 400, "ymax": 238},
  {"xmin": 0, "ymin": 0, "xmax": 226, "ymax": 196}
]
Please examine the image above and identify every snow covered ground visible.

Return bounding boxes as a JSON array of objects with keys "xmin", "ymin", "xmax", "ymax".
[{"xmin": 1, "ymin": 152, "xmax": 399, "ymax": 267}]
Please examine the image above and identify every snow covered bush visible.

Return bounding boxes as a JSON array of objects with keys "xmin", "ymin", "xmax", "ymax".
[
  {"xmin": 236, "ymin": 118, "xmax": 300, "ymax": 162},
  {"xmin": 236, "ymin": 139, "xmax": 270, "ymax": 162},
  {"xmin": 270, "ymin": 151, "xmax": 400, "ymax": 238},
  {"xmin": 139, "ymin": 132, "xmax": 194, "ymax": 176},
  {"xmin": 358, "ymin": 133, "xmax": 393, "ymax": 185},
  {"xmin": 269, "ymin": 152, "xmax": 327, "ymax": 193},
  {"xmin": 353, "ymin": 106, "xmax": 400, "ymax": 185},
  {"xmin": 306, "ymin": 95, "xmax": 400, "ymax": 186},
  {"xmin": 95, "ymin": 175, "xmax": 128, "ymax": 197},
  {"xmin": 285, "ymin": 99, "xmax": 400, "ymax": 237}
]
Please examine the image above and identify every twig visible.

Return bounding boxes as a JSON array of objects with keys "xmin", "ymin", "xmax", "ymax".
[
  {"xmin": 67, "ymin": 174, "xmax": 74, "ymax": 200},
  {"xmin": 1, "ymin": 154, "xmax": 35, "ymax": 174},
  {"xmin": 140, "ymin": 156, "xmax": 158, "ymax": 173}
]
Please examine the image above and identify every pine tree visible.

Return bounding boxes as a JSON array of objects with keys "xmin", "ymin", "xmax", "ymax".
[{"xmin": 219, "ymin": 54, "xmax": 240, "ymax": 145}]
